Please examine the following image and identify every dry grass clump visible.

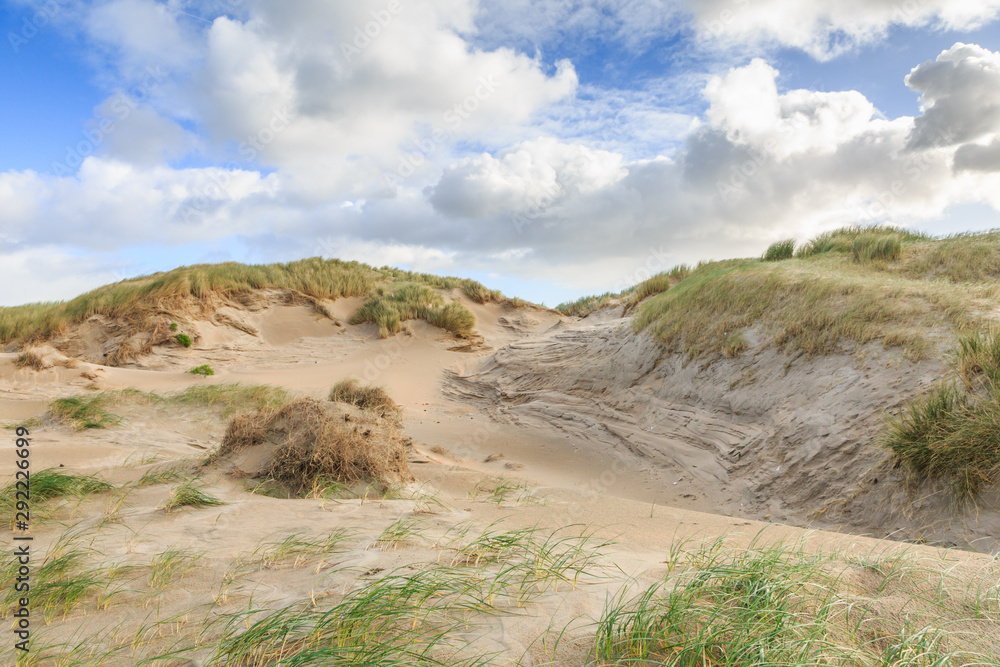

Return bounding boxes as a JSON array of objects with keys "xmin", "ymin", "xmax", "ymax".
[
  {"xmin": 329, "ymin": 378, "xmax": 398, "ymax": 415},
  {"xmin": 14, "ymin": 349, "xmax": 45, "ymax": 370},
  {"xmin": 219, "ymin": 399, "xmax": 413, "ymax": 495}
]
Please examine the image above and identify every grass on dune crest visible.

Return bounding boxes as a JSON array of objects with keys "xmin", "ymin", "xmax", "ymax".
[
  {"xmin": 557, "ymin": 265, "xmax": 691, "ymax": 317},
  {"xmin": 632, "ymin": 226, "xmax": 1000, "ymax": 361},
  {"xmin": 0, "ymin": 257, "xmax": 521, "ymax": 350}
]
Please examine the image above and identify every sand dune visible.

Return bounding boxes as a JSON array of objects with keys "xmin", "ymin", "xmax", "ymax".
[{"xmin": 2, "ymin": 290, "xmax": 1000, "ymax": 664}]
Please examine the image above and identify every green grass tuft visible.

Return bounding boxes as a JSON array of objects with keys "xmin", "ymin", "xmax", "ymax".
[
  {"xmin": 162, "ymin": 480, "xmax": 225, "ymax": 512},
  {"xmin": 168, "ymin": 383, "xmax": 291, "ymax": 416},
  {"xmin": 50, "ymin": 395, "xmax": 124, "ymax": 430},
  {"xmin": 175, "ymin": 334, "xmax": 192, "ymax": 348},
  {"xmin": 190, "ymin": 365, "xmax": 215, "ymax": 376},
  {"xmin": 882, "ymin": 330, "xmax": 1000, "ymax": 501},
  {"xmin": 350, "ymin": 283, "xmax": 476, "ymax": 338},
  {"xmin": 0, "ymin": 469, "xmax": 113, "ymax": 528},
  {"xmin": 852, "ymin": 232, "xmax": 902, "ymax": 263},
  {"xmin": 763, "ymin": 239, "xmax": 796, "ymax": 261}
]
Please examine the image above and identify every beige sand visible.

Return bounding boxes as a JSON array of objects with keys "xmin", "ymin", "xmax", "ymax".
[{"xmin": 2, "ymin": 295, "xmax": 999, "ymax": 663}]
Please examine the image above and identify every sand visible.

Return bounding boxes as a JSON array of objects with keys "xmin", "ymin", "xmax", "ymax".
[{"xmin": 2, "ymin": 295, "xmax": 999, "ymax": 664}]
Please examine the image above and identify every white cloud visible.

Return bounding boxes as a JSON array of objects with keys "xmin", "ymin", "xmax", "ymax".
[
  {"xmin": 906, "ymin": 43, "xmax": 1000, "ymax": 150},
  {"xmin": 688, "ymin": 0, "xmax": 1000, "ymax": 60},
  {"xmin": 3, "ymin": 0, "xmax": 1000, "ymax": 305}
]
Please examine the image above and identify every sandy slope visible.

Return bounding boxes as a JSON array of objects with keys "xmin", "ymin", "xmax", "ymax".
[{"xmin": 2, "ymin": 295, "xmax": 999, "ymax": 663}]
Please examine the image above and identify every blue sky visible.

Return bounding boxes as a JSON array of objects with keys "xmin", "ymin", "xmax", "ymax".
[{"xmin": 3, "ymin": 0, "xmax": 1000, "ymax": 307}]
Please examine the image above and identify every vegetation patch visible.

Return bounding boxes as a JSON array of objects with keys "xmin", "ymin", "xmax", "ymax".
[
  {"xmin": 795, "ymin": 224, "xmax": 928, "ymax": 258},
  {"xmin": 49, "ymin": 395, "xmax": 125, "ymax": 430},
  {"xmin": 14, "ymin": 349, "xmax": 45, "ymax": 370},
  {"xmin": 763, "ymin": 239, "xmax": 795, "ymax": 261},
  {"xmin": 0, "ymin": 533, "xmax": 119, "ymax": 621},
  {"xmin": 175, "ymin": 333, "xmax": 193, "ymax": 348},
  {"xmin": 163, "ymin": 479, "xmax": 225, "ymax": 512},
  {"xmin": 630, "ymin": 227, "xmax": 1000, "ymax": 360},
  {"xmin": 350, "ymin": 283, "xmax": 476, "ymax": 338},
  {"xmin": 329, "ymin": 378, "xmax": 398, "ymax": 415},
  {"xmin": 594, "ymin": 537, "xmax": 1000, "ymax": 666},
  {"xmin": 883, "ymin": 330, "xmax": 1000, "ymax": 501},
  {"xmin": 0, "ymin": 469, "xmax": 113, "ymax": 528},
  {"xmin": 558, "ymin": 265, "xmax": 690, "ymax": 317},
  {"xmin": 218, "ymin": 398, "xmax": 413, "ymax": 495},
  {"xmin": 190, "ymin": 365, "xmax": 215, "ymax": 376},
  {"xmin": 0, "ymin": 258, "xmax": 525, "ymax": 367}
]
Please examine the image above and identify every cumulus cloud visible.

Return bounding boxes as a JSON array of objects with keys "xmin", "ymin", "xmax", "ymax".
[
  {"xmin": 955, "ymin": 138, "xmax": 1000, "ymax": 173},
  {"xmin": 425, "ymin": 43, "xmax": 1000, "ymax": 268},
  {"xmin": 689, "ymin": 0, "xmax": 1000, "ymax": 60},
  {"xmin": 3, "ymin": 0, "xmax": 1000, "ymax": 305},
  {"xmin": 906, "ymin": 43, "xmax": 1000, "ymax": 150}
]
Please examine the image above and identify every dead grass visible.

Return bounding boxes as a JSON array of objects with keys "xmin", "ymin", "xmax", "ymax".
[
  {"xmin": 218, "ymin": 399, "xmax": 413, "ymax": 494},
  {"xmin": 329, "ymin": 378, "xmax": 398, "ymax": 415},
  {"xmin": 14, "ymin": 349, "xmax": 45, "ymax": 370}
]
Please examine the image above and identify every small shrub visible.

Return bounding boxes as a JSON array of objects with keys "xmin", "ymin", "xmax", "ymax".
[
  {"xmin": 329, "ymin": 378, "xmax": 398, "ymax": 413},
  {"xmin": 170, "ymin": 322, "xmax": 178, "ymax": 332},
  {"xmin": 14, "ymin": 350, "xmax": 45, "ymax": 371},
  {"xmin": 175, "ymin": 334, "xmax": 193, "ymax": 348},
  {"xmin": 852, "ymin": 233, "xmax": 902, "ymax": 263},
  {"xmin": 191, "ymin": 365, "xmax": 215, "ymax": 376},
  {"xmin": 763, "ymin": 239, "xmax": 795, "ymax": 262}
]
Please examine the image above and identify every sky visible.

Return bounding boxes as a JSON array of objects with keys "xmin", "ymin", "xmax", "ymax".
[{"xmin": 2, "ymin": 0, "xmax": 1000, "ymax": 307}]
